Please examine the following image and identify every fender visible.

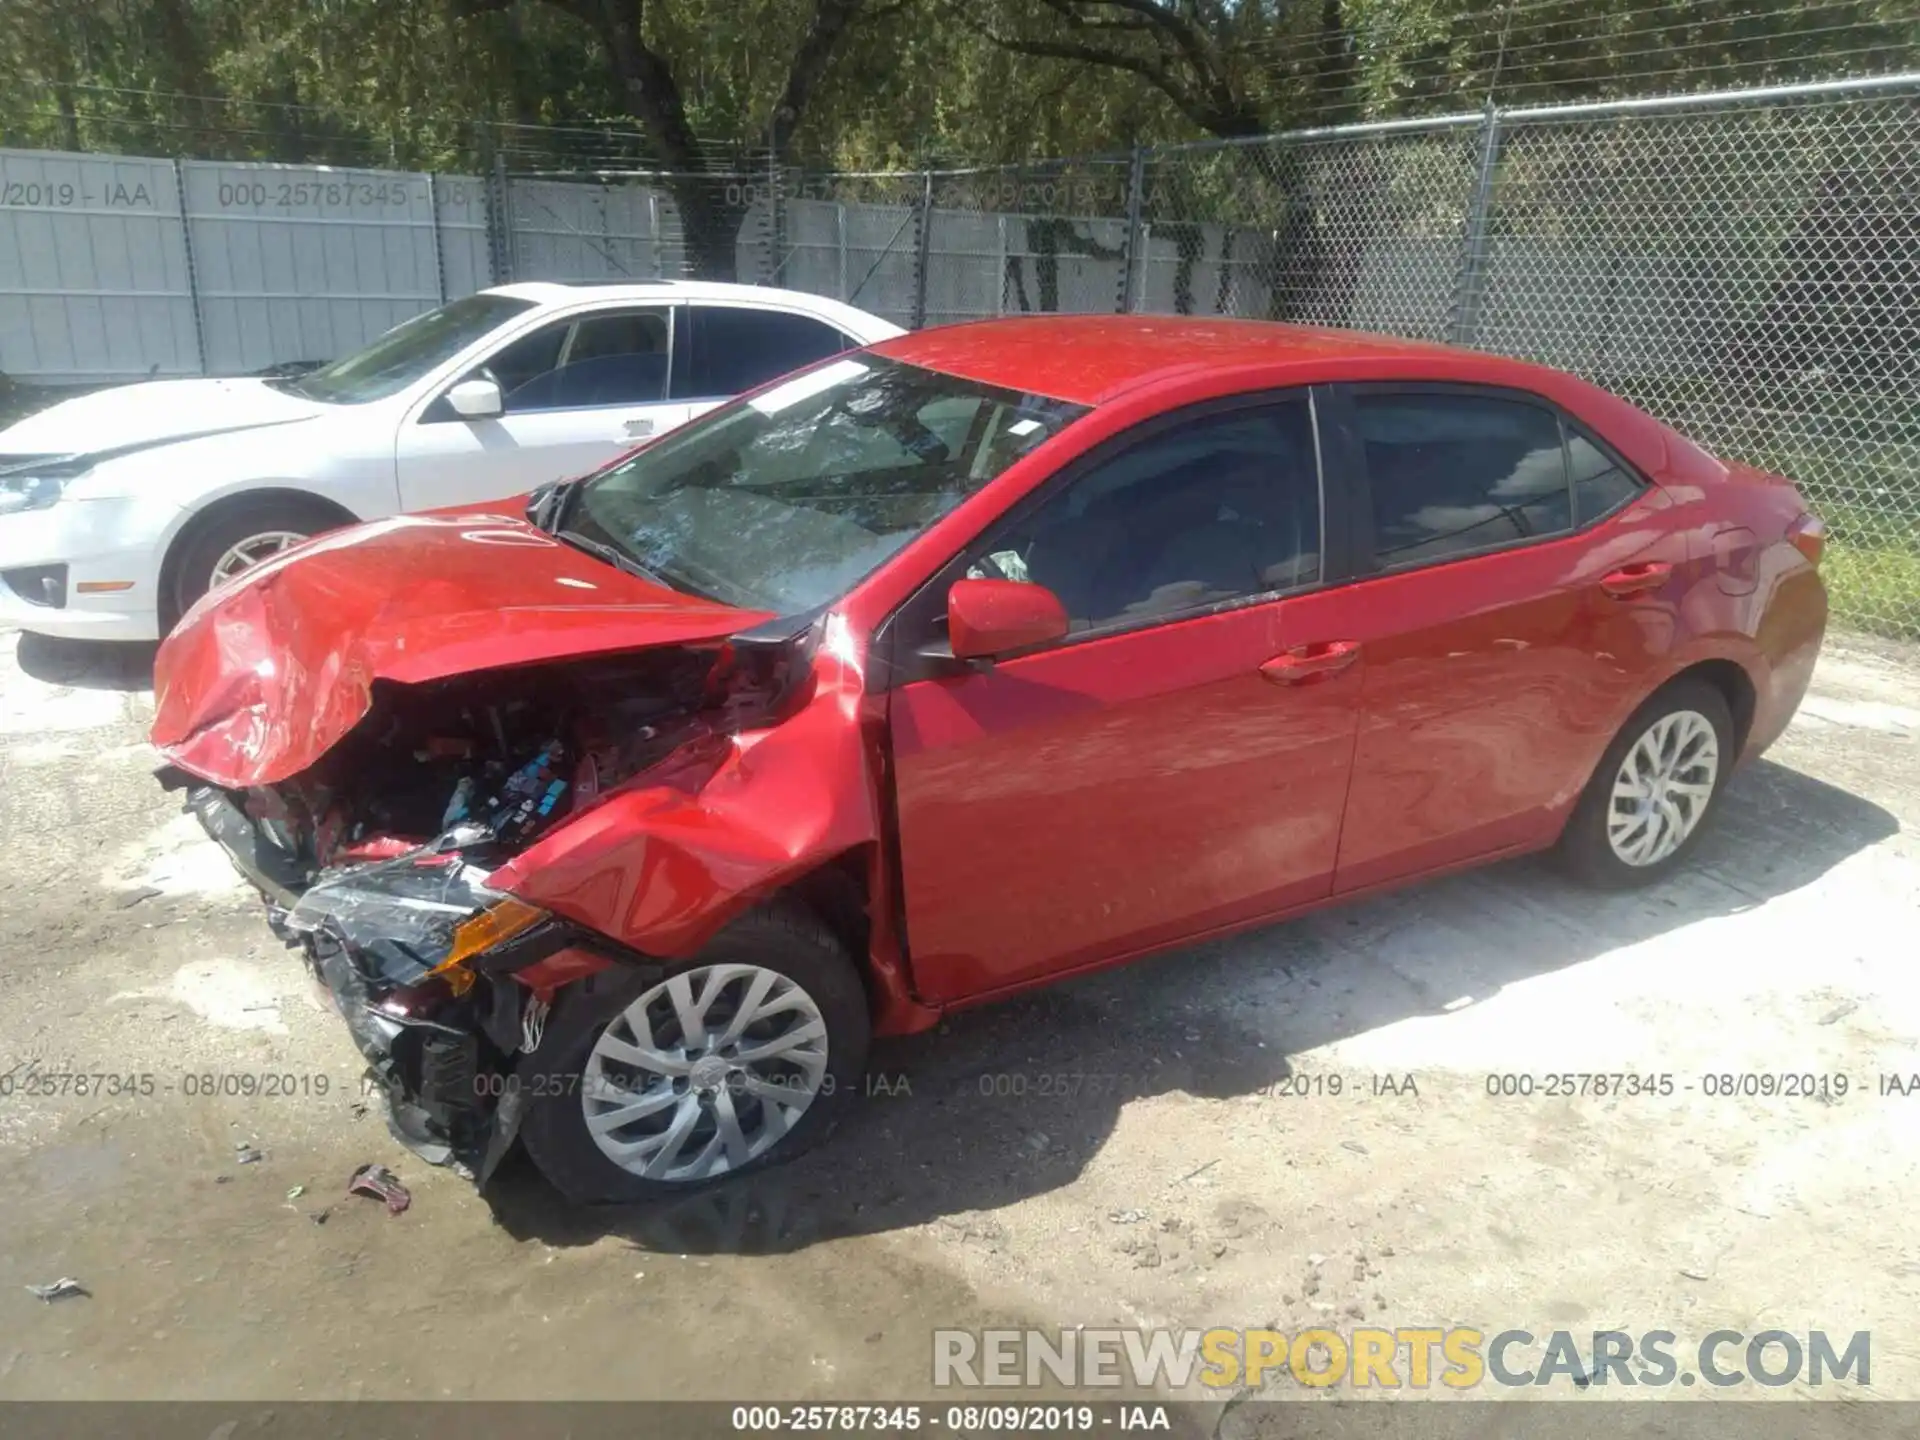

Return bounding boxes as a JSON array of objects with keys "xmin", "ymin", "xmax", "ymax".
[{"xmin": 487, "ymin": 630, "xmax": 940, "ymax": 1036}]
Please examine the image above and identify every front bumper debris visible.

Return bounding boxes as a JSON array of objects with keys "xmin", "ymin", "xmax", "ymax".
[{"xmin": 178, "ymin": 781, "xmax": 562, "ymax": 1182}]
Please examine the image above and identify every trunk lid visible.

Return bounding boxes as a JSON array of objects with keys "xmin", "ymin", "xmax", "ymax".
[{"xmin": 152, "ymin": 510, "xmax": 765, "ymax": 789}]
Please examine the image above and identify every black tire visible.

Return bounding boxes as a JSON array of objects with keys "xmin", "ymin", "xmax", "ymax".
[
  {"xmin": 1556, "ymin": 676, "xmax": 1735, "ymax": 890},
  {"xmin": 519, "ymin": 901, "xmax": 871, "ymax": 1204},
  {"xmin": 167, "ymin": 497, "xmax": 347, "ymax": 624}
]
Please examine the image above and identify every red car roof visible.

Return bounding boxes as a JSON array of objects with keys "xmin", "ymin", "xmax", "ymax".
[{"xmin": 869, "ymin": 315, "xmax": 1484, "ymax": 407}]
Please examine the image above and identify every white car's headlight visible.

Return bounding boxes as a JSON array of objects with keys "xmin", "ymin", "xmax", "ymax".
[{"xmin": 0, "ymin": 468, "xmax": 79, "ymax": 517}]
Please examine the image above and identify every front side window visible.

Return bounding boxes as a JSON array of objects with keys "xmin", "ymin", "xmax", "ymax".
[
  {"xmin": 1356, "ymin": 392, "xmax": 1572, "ymax": 567},
  {"xmin": 565, "ymin": 357, "xmax": 1086, "ymax": 613},
  {"xmin": 965, "ymin": 399, "xmax": 1323, "ymax": 631},
  {"xmin": 500, "ymin": 308, "xmax": 672, "ymax": 411},
  {"xmin": 273, "ymin": 294, "xmax": 536, "ymax": 405},
  {"xmin": 677, "ymin": 306, "xmax": 852, "ymax": 399}
]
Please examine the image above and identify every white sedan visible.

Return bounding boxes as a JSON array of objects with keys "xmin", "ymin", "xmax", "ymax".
[{"xmin": 0, "ymin": 280, "xmax": 902, "ymax": 641}]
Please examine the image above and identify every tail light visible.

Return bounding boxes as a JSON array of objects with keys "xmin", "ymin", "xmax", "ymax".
[{"xmin": 1787, "ymin": 512, "xmax": 1826, "ymax": 567}]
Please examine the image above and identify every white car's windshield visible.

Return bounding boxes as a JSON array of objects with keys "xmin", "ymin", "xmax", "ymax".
[
  {"xmin": 274, "ymin": 294, "xmax": 537, "ymax": 405},
  {"xmin": 564, "ymin": 356, "xmax": 1088, "ymax": 613}
]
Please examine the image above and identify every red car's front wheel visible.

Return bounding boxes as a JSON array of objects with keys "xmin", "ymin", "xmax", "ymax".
[{"xmin": 519, "ymin": 902, "xmax": 871, "ymax": 1203}]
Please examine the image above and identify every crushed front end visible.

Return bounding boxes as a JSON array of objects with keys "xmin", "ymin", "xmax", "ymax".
[{"xmin": 159, "ymin": 625, "xmax": 817, "ymax": 1183}]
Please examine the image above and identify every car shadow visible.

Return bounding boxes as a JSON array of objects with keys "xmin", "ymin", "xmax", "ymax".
[
  {"xmin": 485, "ymin": 756, "xmax": 1899, "ymax": 1254},
  {"xmin": 14, "ymin": 632, "xmax": 158, "ymax": 692}
]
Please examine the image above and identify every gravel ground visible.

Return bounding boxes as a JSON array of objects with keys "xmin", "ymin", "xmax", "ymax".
[{"xmin": 0, "ymin": 624, "xmax": 1916, "ymax": 1406}]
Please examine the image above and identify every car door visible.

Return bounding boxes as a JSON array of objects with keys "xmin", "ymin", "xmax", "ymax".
[
  {"xmin": 671, "ymin": 303, "xmax": 858, "ymax": 423},
  {"xmin": 883, "ymin": 390, "xmax": 1365, "ymax": 1005},
  {"xmin": 395, "ymin": 305, "xmax": 691, "ymax": 511},
  {"xmin": 1323, "ymin": 383, "xmax": 1685, "ymax": 893}
]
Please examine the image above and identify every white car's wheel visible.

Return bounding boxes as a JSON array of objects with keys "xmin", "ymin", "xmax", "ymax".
[{"xmin": 168, "ymin": 499, "xmax": 347, "ymax": 624}]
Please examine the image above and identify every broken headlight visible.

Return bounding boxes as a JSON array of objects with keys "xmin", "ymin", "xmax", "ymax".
[{"xmin": 283, "ymin": 836, "xmax": 554, "ymax": 990}]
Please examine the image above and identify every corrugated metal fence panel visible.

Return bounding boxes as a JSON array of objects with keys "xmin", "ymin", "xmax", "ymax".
[
  {"xmin": 180, "ymin": 161, "xmax": 444, "ymax": 373},
  {"xmin": 0, "ymin": 148, "xmax": 198, "ymax": 381},
  {"xmin": 839, "ymin": 202, "xmax": 920, "ymax": 326},
  {"xmin": 509, "ymin": 179, "xmax": 677, "ymax": 280},
  {"xmin": 923, "ymin": 209, "xmax": 1007, "ymax": 325},
  {"xmin": 433, "ymin": 174, "xmax": 494, "ymax": 298},
  {"xmin": 997, "ymin": 213, "xmax": 1129, "ymax": 321},
  {"xmin": 765, "ymin": 199, "xmax": 849, "ymax": 300}
]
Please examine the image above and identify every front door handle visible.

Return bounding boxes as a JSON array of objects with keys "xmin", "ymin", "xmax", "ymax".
[
  {"xmin": 1260, "ymin": 640, "xmax": 1361, "ymax": 685},
  {"xmin": 624, "ymin": 417, "xmax": 656, "ymax": 438},
  {"xmin": 1600, "ymin": 561, "xmax": 1672, "ymax": 597}
]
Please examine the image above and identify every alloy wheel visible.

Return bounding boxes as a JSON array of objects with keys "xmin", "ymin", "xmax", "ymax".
[
  {"xmin": 580, "ymin": 963, "xmax": 830, "ymax": 1183},
  {"xmin": 1606, "ymin": 709, "xmax": 1720, "ymax": 867},
  {"xmin": 210, "ymin": 530, "xmax": 308, "ymax": 586}
]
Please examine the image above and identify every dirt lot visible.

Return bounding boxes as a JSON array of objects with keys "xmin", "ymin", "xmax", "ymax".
[{"xmin": 1, "ymin": 623, "xmax": 1917, "ymax": 1407}]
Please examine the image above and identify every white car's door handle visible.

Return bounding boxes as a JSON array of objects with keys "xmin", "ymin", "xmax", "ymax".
[{"xmin": 623, "ymin": 418, "xmax": 655, "ymax": 438}]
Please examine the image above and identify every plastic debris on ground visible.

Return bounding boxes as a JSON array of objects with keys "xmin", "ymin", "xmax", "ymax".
[
  {"xmin": 26, "ymin": 1278, "xmax": 87, "ymax": 1302},
  {"xmin": 347, "ymin": 1162, "xmax": 411, "ymax": 1215}
]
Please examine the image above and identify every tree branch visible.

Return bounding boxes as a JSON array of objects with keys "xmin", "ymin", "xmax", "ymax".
[
  {"xmin": 768, "ymin": 0, "xmax": 868, "ymax": 159},
  {"xmin": 1052, "ymin": 0, "xmax": 1253, "ymax": 136},
  {"xmin": 959, "ymin": 0, "xmax": 1261, "ymax": 136}
]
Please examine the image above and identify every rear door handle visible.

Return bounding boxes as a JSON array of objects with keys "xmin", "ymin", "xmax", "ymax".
[
  {"xmin": 624, "ymin": 417, "xmax": 656, "ymax": 438},
  {"xmin": 1600, "ymin": 561, "xmax": 1672, "ymax": 597},
  {"xmin": 1260, "ymin": 640, "xmax": 1361, "ymax": 685}
]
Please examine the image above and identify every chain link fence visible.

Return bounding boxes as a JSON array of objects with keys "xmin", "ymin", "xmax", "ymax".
[{"xmin": 3, "ymin": 73, "xmax": 1916, "ymax": 636}]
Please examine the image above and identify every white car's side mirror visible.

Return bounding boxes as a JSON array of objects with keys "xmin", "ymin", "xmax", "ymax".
[{"xmin": 446, "ymin": 377, "xmax": 504, "ymax": 420}]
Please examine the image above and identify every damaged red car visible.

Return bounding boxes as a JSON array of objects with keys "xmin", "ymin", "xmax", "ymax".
[{"xmin": 151, "ymin": 316, "xmax": 1827, "ymax": 1201}]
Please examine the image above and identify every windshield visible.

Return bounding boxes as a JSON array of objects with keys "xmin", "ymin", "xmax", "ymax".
[
  {"xmin": 565, "ymin": 356, "xmax": 1088, "ymax": 612},
  {"xmin": 274, "ymin": 294, "xmax": 536, "ymax": 404}
]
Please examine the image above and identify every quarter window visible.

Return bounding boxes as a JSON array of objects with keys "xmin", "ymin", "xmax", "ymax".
[
  {"xmin": 1355, "ymin": 392, "xmax": 1571, "ymax": 566},
  {"xmin": 1569, "ymin": 427, "xmax": 1643, "ymax": 523},
  {"xmin": 965, "ymin": 400, "xmax": 1323, "ymax": 632}
]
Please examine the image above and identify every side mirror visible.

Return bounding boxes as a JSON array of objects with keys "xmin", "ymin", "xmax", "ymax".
[
  {"xmin": 947, "ymin": 578, "xmax": 1069, "ymax": 661},
  {"xmin": 446, "ymin": 376, "xmax": 504, "ymax": 420}
]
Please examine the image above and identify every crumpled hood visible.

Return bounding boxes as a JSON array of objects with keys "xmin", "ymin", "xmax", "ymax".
[
  {"xmin": 151, "ymin": 510, "xmax": 765, "ymax": 789},
  {"xmin": 0, "ymin": 377, "xmax": 327, "ymax": 462}
]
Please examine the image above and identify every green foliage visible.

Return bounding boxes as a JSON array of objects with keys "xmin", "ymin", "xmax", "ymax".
[{"xmin": 0, "ymin": 0, "xmax": 1912, "ymax": 170}]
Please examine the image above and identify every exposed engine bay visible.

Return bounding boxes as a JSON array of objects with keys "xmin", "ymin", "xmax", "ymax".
[{"xmin": 235, "ymin": 644, "xmax": 728, "ymax": 880}]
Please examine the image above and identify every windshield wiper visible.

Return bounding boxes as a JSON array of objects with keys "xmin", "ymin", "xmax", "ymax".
[
  {"xmin": 555, "ymin": 528, "xmax": 674, "ymax": 589},
  {"xmin": 527, "ymin": 477, "xmax": 579, "ymax": 533}
]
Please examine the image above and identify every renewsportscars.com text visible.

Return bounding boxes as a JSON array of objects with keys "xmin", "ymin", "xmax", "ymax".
[{"xmin": 933, "ymin": 1327, "xmax": 1871, "ymax": 1391}]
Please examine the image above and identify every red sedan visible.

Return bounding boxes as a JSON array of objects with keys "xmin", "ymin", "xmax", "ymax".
[{"xmin": 150, "ymin": 316, "xmax": 1828, "ymax": 1201}]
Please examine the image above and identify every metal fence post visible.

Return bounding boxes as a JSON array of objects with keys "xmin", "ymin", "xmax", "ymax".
[
  {"xmin": 479, "ymin": 126, "xmax": 514, "ymax": 284},
  {"xmin": 172, "ymin": 158, "xmax": 209, "ymax": 376},
  {"xmin": 1120, "ymin": 145, "xmax": 1147, "ymax": 314},
  {"xmin": 1448, "ymin": 99, "xmax": 1503, "ymax": 347},
  {"xmin": 836, "ymin": 202, "xmax": 849, "ymax": 301},
  {"xmin": 911, "ymin": 170, "xmax": 935, "ymax": 329},
  {"xmin": 426, "ymin": 173, "xmax": 448, "ymax": 303}
]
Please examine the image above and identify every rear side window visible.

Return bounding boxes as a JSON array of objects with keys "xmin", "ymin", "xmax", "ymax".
[
  {"xmin": 677, "ymin": 306, "xmax": 852, "ymax": 399},
  {"xmin": 1355, "ymin": 392, "xmax": 1571, "ymax": 567}
]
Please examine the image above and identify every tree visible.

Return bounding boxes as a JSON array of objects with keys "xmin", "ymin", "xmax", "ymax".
[
  {"xmin": 956, "ymin": 0, "xmax": 1270, "ymax": 139},
  {"xmin": 448, "ymin": 0, "xmax": 875, "ymax": 277}
]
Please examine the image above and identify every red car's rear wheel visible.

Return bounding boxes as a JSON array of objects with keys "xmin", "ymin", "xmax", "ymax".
[{"xmin": 1558, "ymin": 676, "xmax": 1734, "ymax": 889}]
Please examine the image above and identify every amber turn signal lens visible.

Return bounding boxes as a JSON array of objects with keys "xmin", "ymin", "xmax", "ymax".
[
  {"xmin": 430, "ymin": 897, "xmax": 548, "ymax": 994},
  {"xmin": 1788, "ymin": 512, "xmax": 1826, "ymax": 567}
]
